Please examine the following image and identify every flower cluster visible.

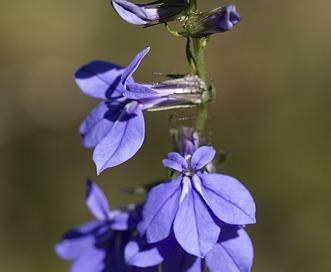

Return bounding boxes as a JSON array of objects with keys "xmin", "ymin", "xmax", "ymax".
[{"xmin": 56, "ymin": 1, "xmax": 256, "ymax": 271}]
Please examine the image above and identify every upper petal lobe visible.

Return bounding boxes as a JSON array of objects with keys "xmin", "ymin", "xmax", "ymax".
[{"xmin": 75, "ymin": 61, "xmax": 126, "ymax": 99}]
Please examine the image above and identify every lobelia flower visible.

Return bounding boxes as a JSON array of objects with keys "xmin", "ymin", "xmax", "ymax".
[
  {"xmin": 111, "ymin": 0, "xmax": 190, "ymax": 26},
  {"xmin": 137, "ymin": 145, "xmax": 256, "ymax": 258},
  {"xmin": 54, "ymin": 180, "xmax": 156, "ymax": 272},
  {"xmin": 184, "ymin": 4, "xmax": 241, "ymax": 38},
  {"xmin": 76, "ymin": 47, "xmax": 204, "ymax": 174},
  {"xmin": 125, "ymin": 224, "xmax": 254, "ymax": 271}
]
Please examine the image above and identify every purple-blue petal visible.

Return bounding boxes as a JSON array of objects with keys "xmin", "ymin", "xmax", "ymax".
[
  {"xmin": 86, "ymin": 180, "xmax": 110, "ymax": 221},
  {"xmin": 69, "ymin": 247, "xmax": 105, "ymax": 272},
  {"xmin": 102, "ymin": 231, "xmax": 155, "ymax": 272},
  {"xmin": 93, "ymin": 101, "xmax": 145, "ymax": 174},
  {"xmin": 125, "ymin": 236, "xmax": 175, "ymax": 268},
  {"xmin": 205, "ymin": 227, "xmax": 254, "ymax": 272},
  {"xmin": 162, "ymin": 152, "xmax": 188, "ymax": 172},
  {"xmin": 111, "ymin": 0, "xmax": 190, "ymax": 26},
  {"xmin": 224, "ymin": 5, "xmax": 241, "ymax": 27},
  {"xmin": 54, "ymin": 220, "xmax": 105, "ymax": 260},
  {"xmin": 75, "ymin": 61, "xmax": 126, "ymax": 99},
  {"xmin": 124, "ymin": 83, "xmax": 159, "ymax": 99},
  {"xmin": 199, "ymin": 173, "xmax": 256, "ymax": 225},
  {"xmin": 174, "ymin": 187, "xmax": 220, "ymax": 257},
  {"xmin": 109, "ymin": 211, "xmax": 131, "ymax": 231},
  {"xmin": 189, "ymin": 4, "xmax": 241, "ymax": 37},
  {"xmin": 139, "ymin": 96, "xmax": 187, "ymax": 110},
  {"xmin": 79, "ymin": 100, "xmax": 127, "ymax": 148},
  {"xmin": 138, "ymin": 177, "xmax": 182, "ymax": 243},
  {"xmin": 111, "ymin": 0, "xmax": 151, "ymax": 25},
  {"xmin": 121, "ymin": 47, "xmax": 150, "ymax": 87},
  {"xmin": 79, "ymin": 102, "xmax": 113, "ymax": 148},
  {"xmin": 190, "ymin": 146, "xmax": 216, "ymax": 170}
]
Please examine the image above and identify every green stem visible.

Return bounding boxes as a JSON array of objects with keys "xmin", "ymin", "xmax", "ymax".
[
  {"xmin": 192, "ymin": 38, "xmax": 207, "ymax": 82},
  {"xmin": 192, "ymin": 37, "xmax": 210, "ymax": 134},
  {"xmin": 195, "ymin": 101, "xmax": 209, "ymax": 134}
]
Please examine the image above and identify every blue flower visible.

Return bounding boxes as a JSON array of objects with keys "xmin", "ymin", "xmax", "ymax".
[
  {"xmin": 111, "ymin": 0, "xmax": 190, "ymax": 26},
  {"xmin": 185, "ymin": 4, "xmax": 241, "ymax": 38},
  {"xmin": 54, "ymin": 180, "xmax": 156, "ymax": 272},
  {"xmin": 76, "ymin": 47, "xmax": 203, "ymax": 174},
  {"xmin": 137, "ymin": 146, "xmax": 256, "ymax": 257},
  {"xmin": 125, "ymin": 224, "xmax": 254, "ymax": 271}
]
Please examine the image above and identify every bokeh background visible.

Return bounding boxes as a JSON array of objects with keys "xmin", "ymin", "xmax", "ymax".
[{"xmin": 1, "ymin": 0, "xmax": 330, "ymax": 271}]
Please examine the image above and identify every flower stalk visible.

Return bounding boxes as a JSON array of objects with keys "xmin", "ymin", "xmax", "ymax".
[{"xmin": 191, "ymin": 36, "xmax": 210, "ymax": 134}]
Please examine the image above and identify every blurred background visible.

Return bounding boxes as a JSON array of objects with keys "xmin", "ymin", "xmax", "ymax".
[{"xmin": 1, "ymin": 0, "xmax": 330, "ymax": 271}]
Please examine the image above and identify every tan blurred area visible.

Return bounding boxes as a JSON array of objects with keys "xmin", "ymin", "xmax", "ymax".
[{"xmin": 0, "ymin": 0, "xmax": 330, "ymax": 271}]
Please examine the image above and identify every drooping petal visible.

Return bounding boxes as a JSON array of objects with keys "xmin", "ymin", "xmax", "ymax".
[
  {"xmin": 205, "ymin": 227, "xmax": 254, "ymax": 272},
  {"xmin": 69, "ymin": 247, "xmax": 105, "ymax": 272},
  {"xmin": 199, "ymin": 173, "xmax": 256, "ymax": 225},
  {"xmin": 190, "ymin": 146, "xmax": 216, "ymax": 170},
  {"xmin": 121, "ymin": 47, "xmax": 150, "ymax": 87},
  {"xmin": 79, "ymin": 102, "xmax": 115, "ymax": 148},
  {"xmin": 93, "ymin": 101, "xmax": 145, "ymax": 174},
  {"xmin": 54, "ymin": 220, "xmax": 105, "ymax": 260},
  {"xmin": 174, "ymin": 186, "xmax": 220, "ymax": 257},
  {"xmin": 138, "ymin": 177, "xmax": 182, "ymax": 243},
  {"xmin": 79, "ymin": 100, "xmax": 127, "ymax": 148},
  {"xmin": 75, "ymin": 61, "xmax": 126, "ymax": 99},
  {"xmin": 125, "ymin": 235, "xmax": 176, "ymax": 268},
  {"xmin": 162, "ymin": 242, "xmax": 204, "ymax": 272},
  {"xmin": 86, "ymin": 180, "xmax": 110, "ymax": 221},
  {"xmin": 162, "ymin": 152, "xmax": 188, "ymax": 172}
]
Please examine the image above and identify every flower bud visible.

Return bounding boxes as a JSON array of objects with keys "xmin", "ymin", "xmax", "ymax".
[{"xmin": 185, "ymin": 4, "xmax": 241, "ymax": 38}]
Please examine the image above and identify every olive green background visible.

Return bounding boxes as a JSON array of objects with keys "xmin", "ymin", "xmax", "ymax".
[{"xmin": 1, "ymin": 0, "xmax": 330, "ymax": 271}]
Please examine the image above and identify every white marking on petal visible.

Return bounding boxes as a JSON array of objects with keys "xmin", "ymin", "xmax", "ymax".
[
  {"xmin": 180, "ymin": 176, "xmax": 192, "ymax": 203},
  {"xmin": 192, "ymin": 174, "xmax": 209, "ymax": 205}
]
